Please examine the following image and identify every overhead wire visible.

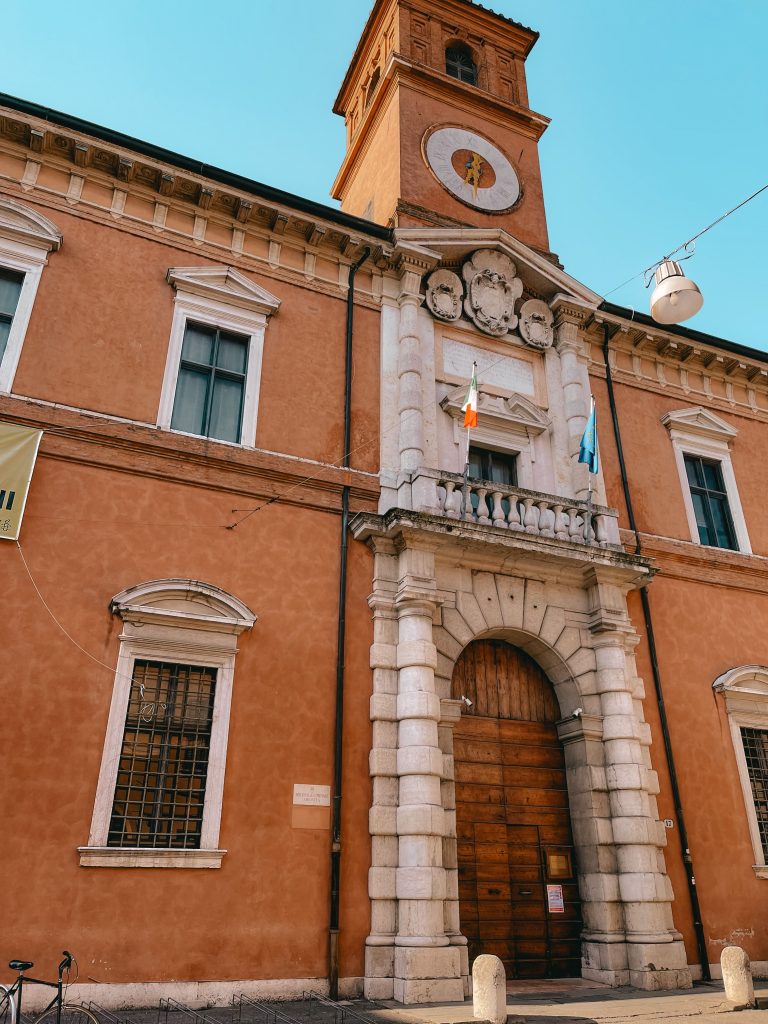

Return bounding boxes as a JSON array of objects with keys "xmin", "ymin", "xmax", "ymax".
[{"xmin": 603, "ymin": 182, "xmax": 768, "ymax": 298}]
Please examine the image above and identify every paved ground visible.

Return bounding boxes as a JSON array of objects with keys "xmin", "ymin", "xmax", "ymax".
[{"xmin": 93, "ymin": 978, "xmax": 768, "ymax": 1024}]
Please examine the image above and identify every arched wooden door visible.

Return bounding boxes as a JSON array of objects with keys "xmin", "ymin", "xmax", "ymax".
[{"xmin": 451, "ymin": 639, "xmax": 582, "ymax": 979}]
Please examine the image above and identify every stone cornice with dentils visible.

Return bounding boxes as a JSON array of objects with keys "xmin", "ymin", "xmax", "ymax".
[{"xmin": 0, "ymin": 102, "xmax": 389, "ymax": 263}]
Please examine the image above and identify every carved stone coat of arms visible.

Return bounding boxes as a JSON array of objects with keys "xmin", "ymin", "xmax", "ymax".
[{"xmin": 462, "ymin": 249, "xmax": 523, "ymax": 337}]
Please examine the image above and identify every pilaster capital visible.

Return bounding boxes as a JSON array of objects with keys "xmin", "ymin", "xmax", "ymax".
[
  {"xmin": 391, "ymin": 238, "xmax": 441, "ymax": 305},
  {"xmin": 395, "ymin": 591, "xmax": 443, "ymax": 616}
]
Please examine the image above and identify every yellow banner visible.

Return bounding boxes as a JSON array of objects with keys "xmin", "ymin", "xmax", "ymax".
[{"xmin": 0, "ymin": 421, "xmax": 42, "ymax": 541}]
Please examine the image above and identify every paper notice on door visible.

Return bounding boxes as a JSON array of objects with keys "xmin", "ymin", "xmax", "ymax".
[{"xmin": 546, "ymin": 884, "xmax": 565, "ymax": 913}]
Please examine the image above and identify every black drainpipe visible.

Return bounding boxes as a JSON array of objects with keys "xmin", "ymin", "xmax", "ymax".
[
  {"xmin": 329, "ymin": 246, "xmax": 371, "ymax": 1000},
  {"xmin": 601, "ymin": 323, "xmax": 711, "ymax": 981}
]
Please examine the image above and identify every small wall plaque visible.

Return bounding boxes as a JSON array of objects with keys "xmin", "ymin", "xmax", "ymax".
[{"xmin": 293, "ymin": 784, "xmax": 331, "ymax": 807}]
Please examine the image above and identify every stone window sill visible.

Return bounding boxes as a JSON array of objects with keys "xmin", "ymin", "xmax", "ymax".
[
  {"xmin": 78, "ymin": 847, "xmax": 225, "ymax": 868},
  {"xmin": 753, "ymin": 865, "xmax": 768, "ymax": 880}
]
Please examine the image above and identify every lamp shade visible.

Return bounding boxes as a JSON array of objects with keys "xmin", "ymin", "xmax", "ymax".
[{"xmin": 650, "ymin": 259, "xmax": 703, "ymax": 324}]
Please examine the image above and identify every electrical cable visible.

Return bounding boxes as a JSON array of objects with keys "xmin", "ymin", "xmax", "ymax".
[
  {"xmin": 226, "ymin": 343, "xmax": 523, "ymax": 528},
  {"xmin": 603, "ymin": 182, "xmax": 768, "ymax": 298}
]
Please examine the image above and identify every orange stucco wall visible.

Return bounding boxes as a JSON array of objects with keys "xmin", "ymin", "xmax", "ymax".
[
  {"xmin": 11, "ymin": 202, "xmax": 380, "ymax": 475},
  {"xmin": 1, "ymin": 189, "xmax": 380, "ymax": 983},
  {"xmin": 3, "ymin": 448, "xmax": 374, "ymax": 983}
]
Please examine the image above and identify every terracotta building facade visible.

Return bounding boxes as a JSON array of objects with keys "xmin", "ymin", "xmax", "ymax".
[{"xmin": 1, "ymin": 0, "xmax": 767, "ymax": 1008}]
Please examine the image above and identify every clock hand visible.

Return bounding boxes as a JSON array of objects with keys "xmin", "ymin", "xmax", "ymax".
[{"xmin": 464, "ymin": 152, "xmax": 484, "ymax": 200}]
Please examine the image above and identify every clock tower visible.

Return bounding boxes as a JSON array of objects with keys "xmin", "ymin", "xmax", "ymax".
[{"xmin": 331, "ymin": 0, "xmax": 551, "ymax": 254}]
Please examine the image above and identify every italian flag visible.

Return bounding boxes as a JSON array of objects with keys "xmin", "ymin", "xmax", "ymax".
[{"xmin": 462, "ymin": 362, "xmax": 478, "ymax": 428}]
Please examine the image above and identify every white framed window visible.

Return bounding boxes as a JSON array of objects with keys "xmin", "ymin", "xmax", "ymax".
[
  {"xmin": 0, "ymin": 197, "xmax": 62, "ymax": 393},
  {"xmin": 662, "ymin": 406, "xmax": 751, "ymax": 553},
  {"xmin": 713, "ymin": 666, "xmax": 768, "ymax": 879},
  {"xmin": 79, "ymin": 578, "xmax": 256, "ymax": 868},
  {"xmin": 440, "ymin": 385, "xmax": 551, "ymax": 489},
  {"xmin": 158, "ymin": 266, "xmax": 281, "ymax": 447}
]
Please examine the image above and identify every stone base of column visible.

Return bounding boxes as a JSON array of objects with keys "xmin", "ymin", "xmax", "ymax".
[
  {"xmin": 582, "ymin": 936, "xmax": 692, "ymax": 991},
  {"xmin": 364, "ymin": 944, "xmax": 395, "ymax": 1000},
  {"xmin": 393, "ymin": 946, "xmax": 465, "ymax": 1004},
  {"xmin": 627, "ymin": 938, "xmax": 692, "ymax": 990}
]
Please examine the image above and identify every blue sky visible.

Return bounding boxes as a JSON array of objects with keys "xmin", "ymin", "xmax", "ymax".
[{"xmin": 3, "ymin": 0, "xmax": 767, "ymax": 347}]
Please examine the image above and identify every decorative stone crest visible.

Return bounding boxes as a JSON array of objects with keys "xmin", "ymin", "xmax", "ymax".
[
  {"xmin": 425, "ymin": 268, "xmax": 463, "ymax": 322},
  {"xmin": 518, "ymin": 298, "xmax": 554, "ymax": 349},
  {"xmin": 462, "ymin": 249, "xmax": 522, "ymax": 337}
]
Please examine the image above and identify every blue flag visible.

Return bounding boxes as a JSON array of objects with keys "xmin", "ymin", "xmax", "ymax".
[{"xmin": 578, "ymin": 398, "xmax": 599, "ymax": 475}]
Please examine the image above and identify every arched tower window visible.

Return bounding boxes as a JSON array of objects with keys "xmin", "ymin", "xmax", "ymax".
[{"xmin": 445, "ymin": 43, "xmax": 477, "ymax": 85}]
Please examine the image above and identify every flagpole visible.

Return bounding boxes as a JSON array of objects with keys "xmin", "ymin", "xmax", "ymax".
[
  {"xmin": 460, "ymin": 361, "xmax": 477, "ymax": 521},
  {"xmin": 461, "ymin": 423, "xmax": 470, "ymax": 520}
]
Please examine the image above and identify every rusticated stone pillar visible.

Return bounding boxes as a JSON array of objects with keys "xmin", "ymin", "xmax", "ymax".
[
  {"xmin": 438, "ymin": 699, "xmax": 469, "ymax": 996},
  {"xmin": 587, "ymin": 573, "xmax": 691, "ymax": 990},
  {"xmin": 364, "ymin": 539, "xmax": 400, "ymax": 999},
  {"xmin": 393, "ymin": 544, "xmax": 464, "ymax": 1004}
]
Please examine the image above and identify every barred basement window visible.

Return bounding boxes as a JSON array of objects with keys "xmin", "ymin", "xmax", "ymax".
[
  {"xmin": 108, "ymin": 660, "xmax": 217, "ymax": 849},
  {"xmin": 741, "ymin": 727, "xmax": 768, "ymax": 861},
  {"xmin": 81, "ymin": 579, "xmax": 255, "ymax": 868}
]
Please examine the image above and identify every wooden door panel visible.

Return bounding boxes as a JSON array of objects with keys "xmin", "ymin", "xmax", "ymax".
[
  {"xmin": 501, "ymin": 743, "xmax": 564, "ymax": 767},
  {"xmin": 501, "ymin": 766, "xmax": 567, "ymax": 789},
  {"xmin": 503, "ymin": 786, "xmax": 570, "ymax": 808},
  {"xmin": 458, "ymin": 762, "xmax": 505, "ymax": 784},
  {"xmin": 453, "ymin": 640, "xmax": 582, "ymax": 980}
]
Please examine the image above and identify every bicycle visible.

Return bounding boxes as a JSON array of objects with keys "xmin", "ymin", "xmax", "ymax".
[{"xmin": 0, "ymin": 952, "xmax": 99, "ymax": 1024}]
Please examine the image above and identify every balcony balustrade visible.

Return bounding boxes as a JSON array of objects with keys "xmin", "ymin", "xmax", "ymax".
[{"xmin": 426, "ymin": 470, "xmax": 619, "ymax": 547}]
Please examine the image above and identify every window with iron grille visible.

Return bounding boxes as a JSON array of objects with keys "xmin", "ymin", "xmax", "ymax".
[
  {"xmin": 741, "ymin": 727, "xmax": 768, "ymax": 861},
  {"xmin": 107, "ymin": 660, "xmax": 217, "ymax": 849},
  {"xmin": 445, "ymin": 44, "xmax": 477, "ymax": 85},
  {"xmin": 683, "ymin": 454, "xmax": 738, "ymax": 550},
  {"xmin": 0, "ymin": 267, "xmax": 24, "ymax": 365},
  {"xmin": 171, "ymin": 322, "xmax": 248, "ymax": 444}
]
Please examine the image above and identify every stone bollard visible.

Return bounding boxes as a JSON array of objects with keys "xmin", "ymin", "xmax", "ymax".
[
  {"xmin": 473, "ymin": 954, "xmax": 507, "ymax": 1024},
  {"xmin": 721, "ymin": 945, "xmax": 755, "ymax": 1009}
]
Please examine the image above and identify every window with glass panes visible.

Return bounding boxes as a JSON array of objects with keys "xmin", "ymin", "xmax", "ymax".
[
  {"xmin": 171, "ymin": 322, "xmax": 248, "ymax": 443},
  {"xmin": 107, "ymin": 660, "xmax": 216, "ymax": 849},
  {"xmin": 683, "ymin": 454, "xmax": 738, "ymax": 550},
  {"xmin": 741, "ymin": 727, "xmax": 768, "ymax": 860},
  {"xmin": 0, "ymin": 268, "xmax": 24, "ymax": 364},
  {"xmin": 445, "ymin": 45, "xmax": 477, "ymax": 85},
  {"xmin": 468, "ymin": 446, "xmax": 518, "ymax": 487}
]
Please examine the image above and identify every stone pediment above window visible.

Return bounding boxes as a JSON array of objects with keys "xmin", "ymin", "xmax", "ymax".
[
  {"xmin": 713, "ymin": 665, "xmax": 768, "ymax": 707},
  {"xmin": 661, "ymin": 406, "xmax": 738, "ymax": 442},
  {"xmin": 167, "ymin": 265, "xmax": 281, "ymax": 317},
  {"xmin": 0, "ymin": 197, "xmax": 62, "ymax": 252},
  {"xmin": 440, "ymin": 386, "xmax": 551, "ymax": 436},
  {"xmin": 110, "ymin": 578, "xmax": 256, "ymax": 634}
]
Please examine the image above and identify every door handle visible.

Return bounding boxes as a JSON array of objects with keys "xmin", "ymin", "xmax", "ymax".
[
  {"xmin": 488, "ymin": 888, "xmax": 501, "ymax": 895},
  {"xmin": 519, "ymin": 889, "xmax": 532, "ymax": 895}
]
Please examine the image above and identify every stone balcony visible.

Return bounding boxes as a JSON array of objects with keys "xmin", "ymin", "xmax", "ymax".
[{"xmin": 409, "ymin": 468, "xmax": 622, "ymax": 549}]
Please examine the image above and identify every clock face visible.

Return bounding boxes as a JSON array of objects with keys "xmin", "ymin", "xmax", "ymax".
[{"xmin": 423, "ymin": 126, "xmax": 521, "ymax": 213}]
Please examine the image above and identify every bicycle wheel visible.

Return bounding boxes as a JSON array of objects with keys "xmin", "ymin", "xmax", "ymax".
[
  {"xmin": 35, "ymin": 1005, "xmax": 100, "ymax": 1024},
  {"xmin": 0, "ymin": 987, "xmax": 17, "ymax": 1024}
]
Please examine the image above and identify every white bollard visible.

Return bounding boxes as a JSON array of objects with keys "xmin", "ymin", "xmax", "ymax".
[
  {"xmin": 721, "ymin": 945, "xmax": 755, "ymax": 1009},
  {"xmin": 472, "ymin": 954, "xmax": 507, "ymax": 1024}
]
